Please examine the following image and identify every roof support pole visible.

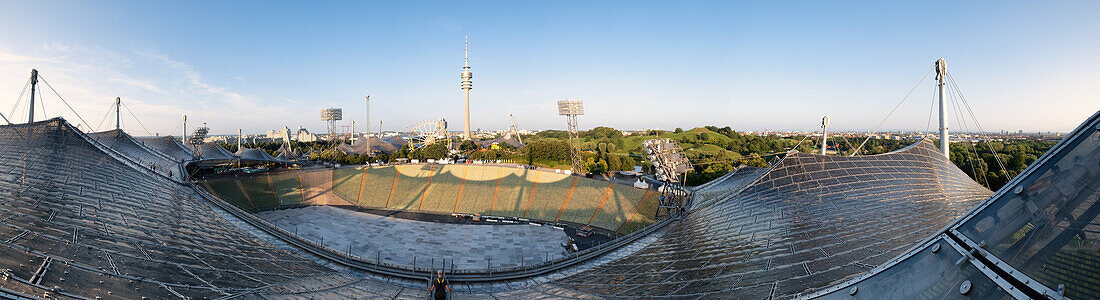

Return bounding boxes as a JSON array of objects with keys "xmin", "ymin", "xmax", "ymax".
[
  {"xmin": 936, "ymin": 58, "xmax": 949, "ymax": 159},
  {"xmin": 115, "ymin": 97, "xmax": 121, "ymax": 130},
  {"xmin": 27, "ymin": 69, "xmax": 38, "ymax": 123},
  {"xmin": 821, "ymin": 116, "xmax": 829, "ymax": 155}
]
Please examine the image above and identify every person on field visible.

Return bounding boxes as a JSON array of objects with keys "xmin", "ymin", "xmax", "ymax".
[{"xmin": 428, "ymin": 270, "xmax": 451, "ymax": 300}]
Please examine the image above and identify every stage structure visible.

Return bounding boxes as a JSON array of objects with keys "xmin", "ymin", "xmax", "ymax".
[
  {"xmin": 557, "ymin": 99, "xmax": 584, "ymax": 173},
  {"xmin": 321, "ymin": 108, "xmax": 343, "ymax": 138},
  {"xmin": 189, "ymin": 123, "xmax": 209, "ymax": 145},
  {"xmin": 644, "ymin": 138, "xmax": 692, "ymax": 219}
]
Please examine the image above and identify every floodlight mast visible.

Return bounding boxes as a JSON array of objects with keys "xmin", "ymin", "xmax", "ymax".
[
  {"xmin": 644, "ymin": 138, "xmax": 693, "ymax": 220},
  {"xmin": 557, "ymin": 100, "xmax": 584, "ymax": 173}
]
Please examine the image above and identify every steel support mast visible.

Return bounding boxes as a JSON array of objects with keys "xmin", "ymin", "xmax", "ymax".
[
  {"xmin": 820, "ymin": 116, "xmax": 829, "ymax": 155},
  {"xmin": 116, "ymin": 97, "xmax": 122, "ymax": 130},
  {"xmin": 27, "ymin": 69, "xmax": 38, "ymax": 123},
  {"xmin": 557, "ymin": 100, "xmax": 584, "ymax": 174},
  {"xmin": 936, "ymin": 58, "xmax": 949, "ymax": 159}
]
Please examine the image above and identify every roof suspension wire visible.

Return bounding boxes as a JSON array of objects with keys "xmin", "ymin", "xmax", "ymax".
[
  {"xmin": 168, "ymin": 117, "xmax": 183, "ymax": 138},
  {"xmin": 120, "ymin": 101, "xmax": 153, "ymax": 135},
  {"xmin": 947, "ymin": 71, "xmax": 1010, "ymax": 178},
  {"xmin": 948, "ymin": 81, "xmax": 990, "ymax": 189},
  {"xmin": 924, "ymin": 86, "xmax": 936, "ymax": 133},
  {"xmin": 789, "ymin": 130, "xmax": 814, "ymax": 152},
  {"xmin": 36, "ymin": 74, "xmax": 93, "ymax": 130},
  {"xmin": 851, "ymin": 67, "xmax": 935, "ymax": 156},
  {"xmin": 37, "ymin": 87, "xmax": 47, "ymax": 121},
  {"xmin": 94, "ymin": 103, "xmax": 114, "ymax": 132},
  {"xmin": 8, "ymin": 76, "xmax": 31, "ymax": 123},
  {"xmin": 840, "ymin": 135, "xmax": 857, "ymax": 156}
]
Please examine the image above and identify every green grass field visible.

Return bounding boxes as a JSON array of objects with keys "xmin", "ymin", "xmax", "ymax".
[
  {"xmin": 420, "ymin": 165, "xmax": 463, "ymax": 213},
  {"xmin": 590, "ymin": 185, "xmax": 647, "ymax": 231},
  {"xmin": 559, "ymin": 179, "xmax": 610, "ymax": 224},
  {"xmin": 448, "ymin": 165, "xmax": 491, "ymax": 214},
  {"xmin": 387, "ymin": 164, "xmax": 435, "ymax": 211},
  {"xmin": 205, "ymin": 179, "xmax": 255, "ymax": 210},
  {"xmin": 272, "ymin": 172, "xmax": 303, "ymax": 206},
  {"xmin": 617, "ymin": 190, "xmax": 659, "ymax": 234},
  {"xmin": 238, "ymin": 176, "xmax": 278, "ymax": 209},
  {"xmin": 332, "ymin": 167, "xmax": 364, "ymax": 205},
  {"xmin": 359, "ymin": 166, "xmax": 396, "ymax": 208},
  {"xmin": 490, "ymin": 167, "xmax": 533, "ymax": 218},
  {"xmin": 523, "ymin": 172, "xmax": 573, "ymax": 221}
]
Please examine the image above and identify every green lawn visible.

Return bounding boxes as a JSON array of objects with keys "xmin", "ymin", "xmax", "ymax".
[
  {"xmin": 591, "ymin": 185, "xmax": 647, "ymax": 231},
  {"xmin": 238, "ymin": 176, "xmax": 278, "ymax": 209},
  {"xmin": 420, "ymin": 165, "xmax": 463, "ymax": 213},
  {"xmin": 491, "ymin": 167, "xmax": 533, "ymax": 218},
  {"xmin": 272, "ymin": 172, "xmax": 303, "ymax": 206},
  {"xmin": 332, "ymin": 167, "xmax": 364, "ymax": 205},
  {"xmin": 359, "ymin": 166, "xmax": 396, "ymax": 208},
  {"xmin": 524, "ymin": 172, "xmax": 573, "ymax": 221},
  {"xmin": 617, "ymin": 190, "xmax": 660, "ymax": 234},
  {"xmin": 205, "ymin": 179, "xmax": 254, "ymax": 210},
  {"xmin": 387, "ymin": 165, "xmax": 435, "ymax": 211},
  {"xmin": 559, "ymin": 179, "xmax": 609, "ymax": 224}
]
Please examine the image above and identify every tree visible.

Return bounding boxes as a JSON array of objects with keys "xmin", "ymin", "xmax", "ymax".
[{"xmin": 459, "ymin": 140, "xmax": 479, "ymax": 151}]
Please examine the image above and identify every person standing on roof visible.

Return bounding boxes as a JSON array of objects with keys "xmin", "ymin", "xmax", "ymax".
[{"xmin": 428, "ymin": 270, "xmax": 451, "ymax": 300}]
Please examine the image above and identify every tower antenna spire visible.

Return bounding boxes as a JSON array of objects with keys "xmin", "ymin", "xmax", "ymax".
[{"xmin": 464, "ymin": 35, "xmax": 469, "ymax": 67}]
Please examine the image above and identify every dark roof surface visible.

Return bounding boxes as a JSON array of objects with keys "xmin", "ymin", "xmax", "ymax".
[
  {"xmin": 815, "ymin": 110, "xmax": 1100, "ymax": 299},
  {"xmin": 0, "ymin": 118, "xmax": 336, "ymax": 299}
]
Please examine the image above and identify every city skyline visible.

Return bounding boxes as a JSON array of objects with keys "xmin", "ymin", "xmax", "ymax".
[{"xmin": 1, "ymin": 1, "xmax": 1098, "ymax": 135}]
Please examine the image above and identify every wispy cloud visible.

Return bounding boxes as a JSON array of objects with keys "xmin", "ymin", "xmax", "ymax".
[{"xmin": 0, "ymin": 44, "xmax": 300, "ymax": 135}]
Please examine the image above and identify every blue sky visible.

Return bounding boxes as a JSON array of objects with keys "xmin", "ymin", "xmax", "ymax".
[{"xmin": 0, "ymin": 1, "xmax": 1097, "ymax": 135}]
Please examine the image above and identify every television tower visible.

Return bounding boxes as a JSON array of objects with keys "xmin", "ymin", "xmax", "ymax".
[{"xmin": 461, "ymin": 35, "xmax": 473, "ymax": 140}]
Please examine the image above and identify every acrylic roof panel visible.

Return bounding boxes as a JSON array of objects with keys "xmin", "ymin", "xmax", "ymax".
[
  {"xmin": 237, "ymin": 147, "xmax": 278, "ymax": 161},
  {"xmin": 196, "ymin": 142, "xmax": 235, "ymax": 160},
  {"xmin": 816, "ymin": 110, "xmax": 1100, "ymax": 300},
  {"xmin": 0, "ymin": 118, "xmax": 339, "ymax": 298},
  {"xmin": 87, "ymin": 129, "xmax": 180, "ymax": 178},
  {"xmin": 549, "ymin": 139, "xmax": 991, "ymax": 298},
  {"xmin": 135, "ymin": 135, "xmax": 195, "ymax": 161}
]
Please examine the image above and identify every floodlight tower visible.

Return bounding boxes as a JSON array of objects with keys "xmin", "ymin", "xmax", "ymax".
[
  {"xmin": 557, "ymin": 100, "xmax": 584, "ymax": 173},
  {"xmin": 935, "ymin": 58, "xmax": 950, "ymax": 159},
  {"xmin": 320, "ymin": 108, "xmax": 343, "ymax": 139},
  {"xmin": 461, "ymin": 35, "xmax": 473, "ymax": 140},
  {"xmin": 644, "ymin": 138, "xmax": 693, "ymax": 219}
]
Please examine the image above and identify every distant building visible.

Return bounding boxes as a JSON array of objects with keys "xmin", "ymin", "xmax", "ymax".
[{"xmin": 266, "ymin": 126, "xmax": 318, "ymax": 142}]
